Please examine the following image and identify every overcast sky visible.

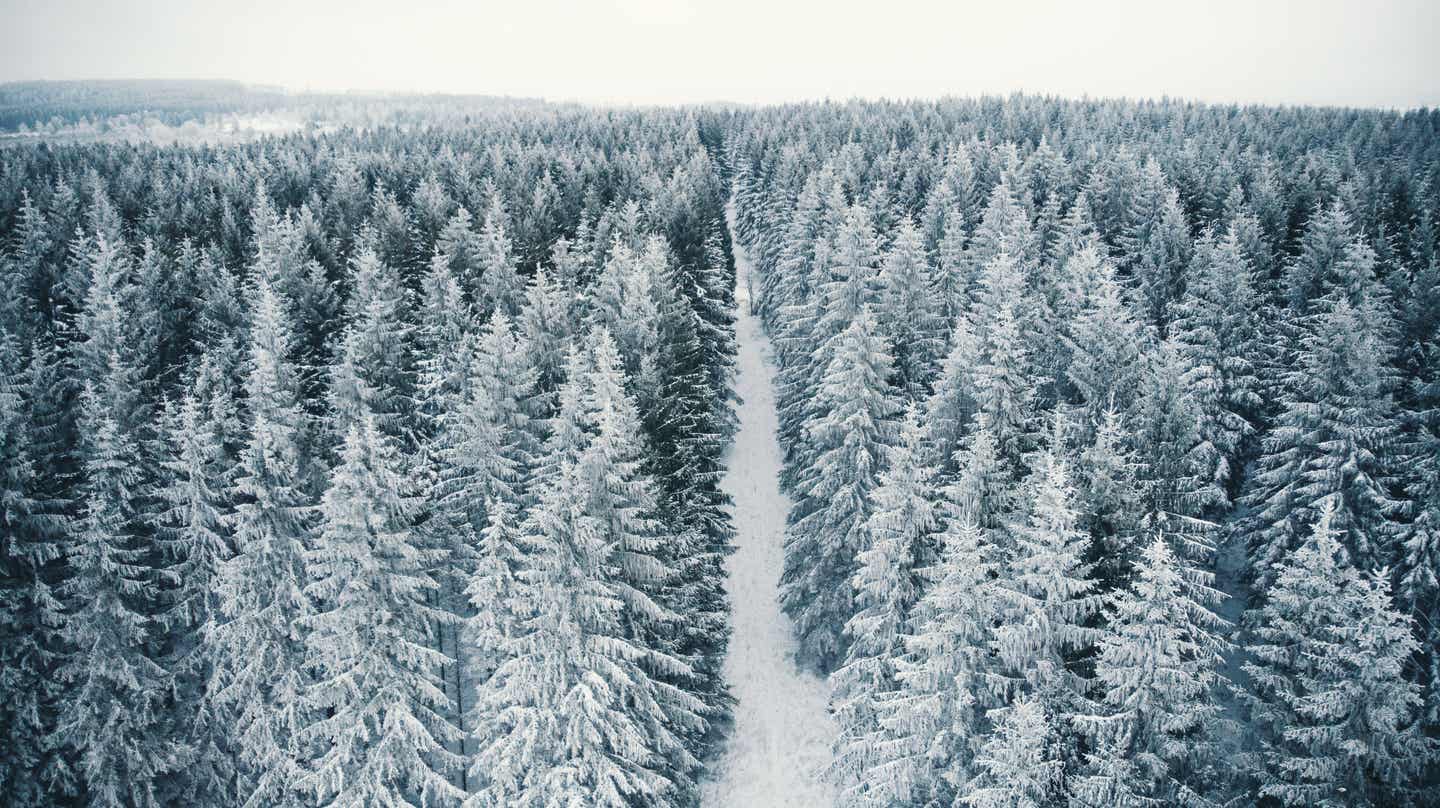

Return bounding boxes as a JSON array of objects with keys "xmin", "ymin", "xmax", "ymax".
[{"xmin": 2, "ymin": 0, "xmax": 1436, "ymax": 109}]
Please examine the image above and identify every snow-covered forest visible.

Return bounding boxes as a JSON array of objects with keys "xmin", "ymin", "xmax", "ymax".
[{"xmin": 1, "ymin": 86, "xmax": 1439, "ymax": 807}]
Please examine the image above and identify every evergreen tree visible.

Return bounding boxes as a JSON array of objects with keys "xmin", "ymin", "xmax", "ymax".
[
  {"xmin": 959, "ymin": 697, "xmax": 1064, "ymax": 808},
  {"xmin": 302, "ymin": 416, "xmax": 463, "ymax": 807},
  {"xmin": 0, "ymin": 332, "xmax": 71, "ymax": 807},
  {"xmin": 991, "ymin": 436, "xmax": 1102, "ymax": 708},
  {"xmin": 872, "ymin": 500, "xmax": 1001, "ymax": 805},
  {"xmin": 1072, "ymin": 539, "xmax": 1229, "ymax": 805},
  {"xmin": 1243, "ymin": 241, "xmax": 1406, "ymax": 584},
  {"xmin": 1171, "ymin": 228, "xmax": 1264, "ymax": 501},
  {"xmin": 875, "ymin": 217, "xmax": 946, "ymax": 399},
  {"xmin": 328, "ymin": 245, "xmax": 415, "ymax": 445},
  {"xmin": 469, "ymin": 355, "xmax": 703, "ymax": 807},
  {"xmin": 1243, "ymin": 502, "xmax": 1430, "ymax": 806},
  {"xmin": 781, "ymin": 309, "xmax": 900, "ymax": 671},
  {"xmin": 207, "ymin": 282, "xmax": 316, "ymax": 808},
  {"xmin": 54, "ymin": 382, "xmax": 177, "ymax": 808},
  {"xmin": 829, "ymin": 408, "xmax": 937, "ymax": 799},
  {"xmin": 152, "ymin": 366, "xmax": 240, "ymax": 807},
  {"xmin": 476, "ymin": 192, "xmax": 525, "ymax": 320}
]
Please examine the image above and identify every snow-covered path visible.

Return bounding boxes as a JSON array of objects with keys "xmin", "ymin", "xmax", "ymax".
[{"xmin": 701, "ymin": 203, "xmax": 838, "ymax": 807}]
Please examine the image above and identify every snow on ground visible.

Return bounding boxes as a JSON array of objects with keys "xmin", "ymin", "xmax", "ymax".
[{"xmin": 701, "ymin": 203, "xmax": 839, "ymax": 807}]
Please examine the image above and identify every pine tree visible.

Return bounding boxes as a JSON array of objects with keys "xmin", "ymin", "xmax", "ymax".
[
  {"xmin": 781, "ymin": 309, "xmax": 900, "ymax": 671},
  {"xmin": 829, "ymin": 408, "xmax": 937, "ymax": 799},
  {"xmin": 959, "ymin": 697, "xmax": 1064, "ymax": 808},
  {"xmin": 1243, "ymin": 502, "xmax": 1430, "ymax": 806},
  {"xmin": 207, "ymin": 281, "xmax": 316, "ymax": 808},
  {"xmin": 302, "ymin": 416, "xmax": 463, "ymax": 807}
]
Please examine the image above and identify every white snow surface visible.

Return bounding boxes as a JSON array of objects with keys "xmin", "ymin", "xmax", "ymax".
[{"xmin": 701, "ymin": 203, "xmax": 839, "ymax": 807}]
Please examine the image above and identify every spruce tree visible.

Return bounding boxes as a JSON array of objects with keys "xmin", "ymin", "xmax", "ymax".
[
  {"xmin": 959, "ymin": 697, "xmax": 1064, "ymax": 808},
  {"xmin": 1243, "ymin": 240, "xmax": 1406, "ymax": 584},
  {"xmin": 469, "ymin": 353, "xmax": 703, "ymax": 808},
  {"xmin": 991, "ymin": 436, "xmax": 1102, "ymax": 708},
  {"xmin": 1171, "ymin": 227, "xmax": 1264, "ymax": 502},
  {"xmin": 54, "ymin": 382, "xmax": 177, "ymax": 808},
  {"xmin": 875, "ymin": 217, "xmax": 946, "ymax": 399},
  {"xmin": 302, "ymin": 416, "xmax": 463, "ymax": 807},
  {"xmin": 829, "ymin": 408, "xmax": 937, "ymax": 799},
  {"xmin": 1072, "ymin": 538, "xmax": 1229, "ymax": 805},
  {"xmin": 1243, "ymin": 502, "xmax": 1430, "ymax": 806},
  {"xmin": 207, "ymin": 282, "xmax": 316, "ymax": 808},
  {"xmin": 781, "ymin": 309, "xmax": 900, "ymax": 671},
  {"xmin": 873, "ymin": 501, "xmax": 1002, "ymax": 805},
  {"xmin": 0, "ymin": 332, "xmax": 71, "ymax": 807}
]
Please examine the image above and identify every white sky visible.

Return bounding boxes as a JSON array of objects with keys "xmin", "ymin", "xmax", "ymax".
[{"xmin": 2, "ymin": 0, "xmax": 1437, "ymax": 109}]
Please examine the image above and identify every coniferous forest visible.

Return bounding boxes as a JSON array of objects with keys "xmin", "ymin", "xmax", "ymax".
[{"xmin": 1, "ymin": 85, "xmax": 1440, "ymax": 807}]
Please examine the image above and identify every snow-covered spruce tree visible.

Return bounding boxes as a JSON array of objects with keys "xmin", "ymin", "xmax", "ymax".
[
  {"xmin": 53, "ymin": 229, "xmax": 179, "ymax": 808},
  {"xmin": 778, "ymin": 200, "xmax": 881, "ymax": 493},
  {"xmin": 970, "ymin": 249, "xmax": 1044, "ymax": 469},
  {"xmin": 642, "ymin": 267, "xmax": 736, "ymax": 752},
  {"xmin": 301, "ymin": 415, "xmax": 463, "ymax": 807},
  {"xmin": 781, "ymin": 307, "xmax": 900, "ymax": 672},
  {"xmin": 0, "ymin": 331, "xmax": 71, "ymax": 808},
  {"xmin": 1131, "ymin": 339, "xmax": 1224, "ymax": 574},
  {"xmin": 468, "ymin": 349, "xmax": 703, "ymax": 808},
  {"xmin": 1132, "ymin": 186, "xmax": 1192, "ymax": 334},
  {"xmin": 689, "ymin": 225, "xmax": 740, "ymax": 437},
  {"xmin": 328, "ymin": 244, "xmax": 416, "ymax": 446},
  {"xmin": 869, "ymin": 492, "xmax": 1003, "ymax": 805},
  {"xmin": 828, "ymin": 407, "xmax": 937, "ymax": 800},
  {"xmin": 152, "ymin": 361, "xmax": 242, "ymax": 807},
  {"xmin": 991, "ymin": 428, "xmax": 1102, "ymax": 710},
  {"xmin": 963, "ymin": 174, "xmax": 1035, "ymax": 287},
  {"xmin": 582, "ymin": 330, "xmax": 711, "ymax": 789},
  {"xmin": 1242, "ymin": 501, "xmax": 1430, "ymax": 806},
  {"xmin": 1071, "ymin": 538, "xmax": 1229, "ymax": 806},
  {"xmin": 920, "ymin": 312, "xmax": 983, "ymax": 477},
  {"xmin": 1058, "ymin": 246, "xmax": 1151, "ymax": 442},
  {"xmin": 206, "ymin": 281, "xmax": 317, "ymax": 808},
  {"xmin": 1242, "ymin": 238, "xmax": 1406, "ymax": 585},
  {"xmin": 414, "ymin": 249, "xmax": 482, "ymax": 768},
  {"xmin": 476, "ymin": 191, "xmax": 525, "ymax": 319},
  {"xmin": 56, "ymin": 382, "xmax": 178, "ymax": 808},
  {"xmin": 874, "ymin": 216, "xmax": 946, "ymax": 400},
  {"xmin": 1072, "ymin": 405, "xmax": 1145, "ymax": 586},
  {"xmin": 1170, "ymin": 227, "xmax": 1264, "ymax": 503},
  {"xmin": 959, "ymin": 697, "xmax": 1065, "ymax": 808}
]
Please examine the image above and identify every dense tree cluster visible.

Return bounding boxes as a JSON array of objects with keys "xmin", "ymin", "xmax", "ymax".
[
  {"xmin": 0, "ymin": 102, "xmax": 737, "ymax": 807},
  {"xmin": 4, "ymin": 86, "xmax": 1440, "ymax": 807},
  {"xmin": 728, "ymin": 95, "xmax": 1440, "ymax": 806}
]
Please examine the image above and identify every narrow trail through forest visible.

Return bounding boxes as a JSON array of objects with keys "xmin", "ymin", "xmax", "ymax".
[{"xmin": 700, "ymin": 203, "xmax": 839, "ymax": 807}]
